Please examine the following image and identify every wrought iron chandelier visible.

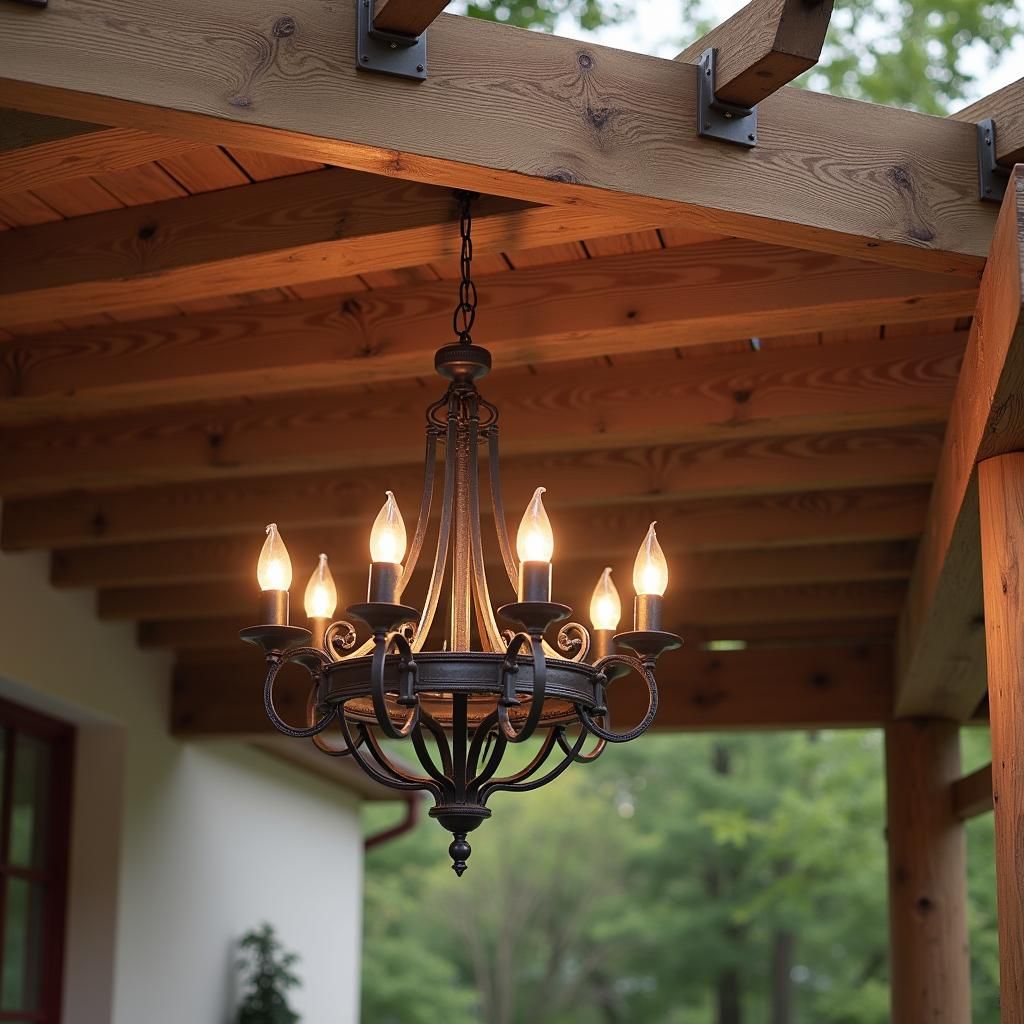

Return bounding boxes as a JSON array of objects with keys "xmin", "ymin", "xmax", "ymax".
[{"xmin": 242, "ymin": 192, "xmax": 681, "ymax": 874}]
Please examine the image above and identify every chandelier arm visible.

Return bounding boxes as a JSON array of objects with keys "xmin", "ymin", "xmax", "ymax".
[
  {"xmin": 307, "ymin": 686, "xmax": 361, "ymax": 756},
  {"xmin": 343, "ymin": 719, "xmax": 443, "ymax": 798},
  {"xmin": 467, "ymin": 416, "xmax": 507, "ymax": 653},
  {"xmin": 485, "ymin": 426, "xmax": 520, "ymax": 592},
  {"xmin": 478, "ymin": 727, "xmax": 561, "ymax": 801},
  {"xmin": 263, "ymin": 653, "xmax": 338, "ymax": 739},
  {"xmin": 577, "ymin": 657, "xmax": 660, "ymax": 743},
  {"xmin": 358, "ymin": 721, "xmax": 448, "ymax": 798},
  {"xmin": 481, "ymin": 727, "xmax": 587, "ymax": 801},
  {"xmin": 554, "ymin": 722, "xmax": 607, "ymax": 764},
  {"xmin": 410, "ymin": 408, "xmax": 459, "ymax": 654},
  {"xmin": 466, "ymin": 728, "xmax": 508, "ymax": 797},
  {"xmin": 369, "ymin": 633, "xmax": 420, "ymax": 740},
  {"xmin": 497, "ymin": 633, "xmax": 547, "ymax": 743},
  {"xmin": 465, "ymin": 709, "xmax": 499, "ymax": 779},
  {"xmin": 397, "ymin": 427, "xmax": 441, "ymax": 599},
  {"xmin": 408, "ymin": 710, "xmax": 455, "ymax": 793}
]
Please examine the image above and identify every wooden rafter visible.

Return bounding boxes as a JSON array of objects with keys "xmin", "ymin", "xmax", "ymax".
[
  {"xmin": 952, "ymin": 76, "xmax": 1024, "ymax": 166},
  {"xmin": 372, "ymin": 0, "xmax": 449, "ymax": 37},
  {"xmin": 895, "ymin": 170, "xmax": 1024, "ymax": 719},
  {"xmin": 950, "ymin": 762, "xmax": 993, "ymax": 820},
  {"xmin": 0, "ymin": 334, "xmax": 964, "ymax": 497},
  {"xmin": 0, "ymin": 1, "xmax": 994, "ymax": 274}
]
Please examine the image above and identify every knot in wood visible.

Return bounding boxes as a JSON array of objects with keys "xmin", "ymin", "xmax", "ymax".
[
  {"xmin": 273, "ymin": 16, "xmax": 296, "ymax": 37},
  {"xmin": 577, "ymin": 52, "xmax": 594, "ymax": 70}
]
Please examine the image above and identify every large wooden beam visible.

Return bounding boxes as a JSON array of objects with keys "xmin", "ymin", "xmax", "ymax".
[
  {"xmin": 885, "ymin": 719, "xmax": 971, "ymax": 1022},
  {"xmin": 0, "ymin": 170, "xmax": 649, "ymax": 327},
  {"xmin": 896, "ymin": 170, "xmax": 1024, "ymax": 719},
  {"xmin": 952, "ymin": 77, "xmax": 1024, "ymax": 166},
  {"xmin": 0, "ymin": 334, "xmax": 964, "ymax": 498},
  {"xmin": 372, "ymin": 0, "xmax": 449, "ymax": 37},
  {"xmin": 0, "ymin": 1, "xmax": 995, "ymax": 275},
  {"xmin": 978, "ymin": 452, "xmax": 1024, "ymax": 1019},
  {"xmin": 170, "ymin": 643, "xmax": 894, "ymax": 736},
  {"xmin": 0, "ymin": 243, "xmax": 974, "ymax": 423},
  {"xmin": 677, "ymin": 0, "xmax": 833, "ymax": 106},
  {"xmin": 3, "ymin": 425, "xmax": 943, "ymax": 551},
  {"xmin": 950, "ymin": 762, "xmax": 993, "ymax": 821}
]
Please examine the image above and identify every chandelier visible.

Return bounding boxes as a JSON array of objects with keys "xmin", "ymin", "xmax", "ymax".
[{"xmin": 241, "ymin": 192, "xmax": 681, "ymax": 874}]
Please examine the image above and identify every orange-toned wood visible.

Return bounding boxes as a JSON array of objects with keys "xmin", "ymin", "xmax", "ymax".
[
  {"xmin": 885, "ymin": 719, "xmax": 971, "ymax": 1023},
  {"xmin": 677, "ymin": 0, "xmax": 833, "ymax": 106},
  {"xmin": 950, "ymin": 763, "xmax": 993, "ymax": 821},
  {"xmin": 978, "ymin": 452, "xmax": 1024, "ymax": 1020},
  {"xmin": 897, "ymin": 170, "xmax": 1024, "ymax": 719},
  {"xmin": 952, "ymin": 77, "xmax": 1024, "ymax": 165},
  {"xmin": 372, "ymin": 0, "xmax": 449, "ymax": 36},
  {"xmin": 0, "ymin": 2, "xmax": 993, "ymax": 275}
]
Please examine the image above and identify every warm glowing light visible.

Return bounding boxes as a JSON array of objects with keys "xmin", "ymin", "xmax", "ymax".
[
  {"xmin": 632, "ymin": 522, "xmax": 668, "ymax": 596},
  {"xmin": 370, "ymin": 491, "xmax": 407, "ymax": 564},
  {"xmin": 303, "ymin": 553, "xmax": 338, "ymax": 619},
  {"xmin": 589, "ymin": 567, "xmax": 621, "ymax": 631},
  {"xmin": 257, "ymin": 523, "xmax": 292, "ymax": 591},
  {"xmin": 516, "ymin": 486, "xmax": 554, "ymax": 563}
]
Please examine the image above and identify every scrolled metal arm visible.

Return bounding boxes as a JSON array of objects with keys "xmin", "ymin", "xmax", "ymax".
[
  {"xmin": 576, "ymin": 654, "xmax": 660, "ymax": 743},
  {"xmin": 263, "ymin": 648, "xmax": 338, "ymax": 740},
  {"xmin": 497, "ymin": 632, "xmax": 547, "ymax": 743},
  {"xmin": 369, "ymin": 630, "xmax": 420, "ymax": 740}
]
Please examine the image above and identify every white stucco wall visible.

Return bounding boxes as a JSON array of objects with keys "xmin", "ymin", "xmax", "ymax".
[{"xmin": 0, "ymin": 546, "xmax": 363, "ymax": 1024}]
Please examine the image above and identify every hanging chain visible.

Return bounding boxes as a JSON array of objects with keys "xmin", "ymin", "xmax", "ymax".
[{"xmin": 452, "ymin": 190, "xmax": 479, "ymax": 347}]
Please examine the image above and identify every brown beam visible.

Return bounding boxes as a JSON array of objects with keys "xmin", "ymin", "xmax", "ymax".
[
  {"xmin": 171, "ymin": 643, "xmax": 894, "ymax": 737},
  {"xmin": 677, "ymin": 0, "xmax": 833, "ymax": 106},
  {"xmin": 896, "ymin": 169, "xmax": 1024, "ymax": 719},
  {"xmin": 885, "ymin": 719, "xmax": 971, "ymax": 1021},
  {"xmin": 0, "ymin": 243, "xmax": 975, "ymax": 424},
  {"xmin": 952, "ymin": 77, "xmax": 1024, "ymax": 166},
  {"xmin": 0, "ymin": 2, "xmax": 994, "ymax": 275},
  {"xmin": 372, "ymin": 0, "xmax": 448, "ymax": 37},
  {"xmin": 0, "ymin": 334, "xmax": 964, "ymax": 498},
  {"xmin": 979, "ymin": 452, "xmax": 1024, "ymax": 1019},
  {"xmin": 950, "ymin": 763, "xmax": 993, "ymax": 820},
  {"xmin": 0, "ymin": 170, "xmax": 647, "ymax": 328}
]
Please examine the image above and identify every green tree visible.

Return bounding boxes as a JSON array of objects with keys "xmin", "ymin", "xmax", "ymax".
[
  {"xmin": 462, "ymin": 0, "xmax": 626, "ymax": 32},
  {"xmin": 235, "ymin": 924, "xmax": 301, "ymax": 1024}
]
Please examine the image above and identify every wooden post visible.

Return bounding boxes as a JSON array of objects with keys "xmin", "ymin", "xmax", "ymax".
[
  {"xmin": 979, "ymin": 452, "xmax": 1024, "ymax": 1021},
  {"xmin": 885, "ymin": 719, "xmax": 971, "ymax": 1022}
]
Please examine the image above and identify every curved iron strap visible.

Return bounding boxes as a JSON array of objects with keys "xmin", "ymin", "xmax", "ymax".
[
  {"xmin": 465, "ymin": 711, "xmax": 508, "ymax": 795},
  {"xmin": 577, "ymin": 655, "xmax": 660, "ymax": 743},
  {"xmin": 555, "ymin": 621, "xmax": 592, "ymax": 664},
  {"xmin": 335, "ymin": 714, "xmax": 443, "ymax": 799},
  {"xmin": 555, "ymin": 723, "xmax": 607, "ymax": 764},
  {"xmin": 263, "ymin": 649, "xmax": 338, "ymax": 740},
  {"xmin": 397, "ymin": 426, "xmax": 441, "ymax": 599},
  {"xmin": 466, "ymin": 709, "xmax": 500, "ymax": 779},
  {"xmin": 369, "ymin": 631, "xmax": 420, "ymax": 739},
  {"xmin": 481, "ymin": 727, "xmax": 587, "ymax": 800},
  {"xmin": 409, "ymin": 711, "xmax": 457, "ymax": 796},
  {"xmin": 358, "ymin": 723, "xmax": 447, "ymax": 799},
  {"xmin": 306, "ymin": 684, "xmax": 361, "ymax": 757},
  {"xmin": 476, "ymin": 727, "xmax": 560, "ymax": 800},
  {"xmin": 497, "ymin": 632, "xmax": 547, "ymax": 743}
]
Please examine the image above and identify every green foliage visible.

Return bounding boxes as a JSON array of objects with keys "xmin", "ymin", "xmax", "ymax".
[
  {"xmin": 235, "ymin": 924, "xmax": 301, "ymax": 1024},
  {"xmin": 462, "ymin": 0, "xmax": 626, "ymax": 32}
]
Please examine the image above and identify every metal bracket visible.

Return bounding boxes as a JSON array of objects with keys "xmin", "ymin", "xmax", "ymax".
[
  {"xmin": 356, "ymin": 0, "xmax": 427, "ymax": 80},
  {"xmin": 697, "ymin": 48, "xmax": 757, "ymax": 148},
  {"xmin": 977, "ymin": 118, "xmax": 1009, "ymax": 203}
]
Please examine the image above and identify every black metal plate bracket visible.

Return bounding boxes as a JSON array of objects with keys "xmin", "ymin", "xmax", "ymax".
[
  {"xmin": 697, "ymin": 48, "xmax": 757, "ymax": 148},
  {"xmin": 356, "ymin": 0, "xmax": 427, "ymax": 81},
  {"xmin": 977, "ymin": 118, "xmax": 1009, "ymax": 203}
]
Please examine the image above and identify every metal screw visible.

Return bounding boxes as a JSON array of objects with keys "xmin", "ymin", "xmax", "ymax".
[
  {"xmin": 748, "ymin": 133, "xmax": 755, "ymax": 141},
  {"xmin": 361, "ymin": 54, "xmax": 369, "ymax": 62},
  {"xmin": 416, "ymin": 63, "xmax": 424, "ymax": 72}
]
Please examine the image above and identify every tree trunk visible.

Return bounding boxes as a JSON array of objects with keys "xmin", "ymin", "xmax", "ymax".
[
  {"xmin": 709, "ymin": 743, "xmax": 743, "ymax": 1024},
  {"xmin": 770, "ymin": 930, "xmax": 795, "ymax": 1024}
]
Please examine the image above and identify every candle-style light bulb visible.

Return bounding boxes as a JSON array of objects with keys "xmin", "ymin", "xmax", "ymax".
[
  {"xmin": 633, "ymin": 522, "xmax": 668, "ymax": 596},
  {"xmin": 516, "ymin": 486, "xmax": 554, "ymax": 563},
  {"xmin": 590, "ymin": 567, "xmax": 622, "ymax": 631},
  {"xmin": 257, "ymin": 523, "xmax": 292, "ymax": 592},
  {"xmin": 369, "ymin": 491, "xmax": 407, "ymax": 565},
  {"xmin": 304, "ymin": 553, "xmax": 338, "ymax": 620}
]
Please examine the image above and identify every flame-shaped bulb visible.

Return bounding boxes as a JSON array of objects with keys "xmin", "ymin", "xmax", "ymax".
[
  {"xmin": 303, "ymin": 553, "xmax": 338, "ymax": 619},
  {"xmin": 632, "ymin": 522, "xmax": 668, "ymax": 596},
  {"xmin": 516, "ymin": 486, "xmax": 554, "ymax": 563},
  {"xmin": 590, "ymin": 567, "xmax": 621, "ymax": 631},
  {"xmin": 370, "ymin": 491, "xmax": 407, "ymax": 564},
  {"xmin": 257, "ymin": 523, "xmax": 292, "ymax": 592}
]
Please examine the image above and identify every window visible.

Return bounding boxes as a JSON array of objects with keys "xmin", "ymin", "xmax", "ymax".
[{"xmin": 0, "ymin": 699, "xmax": 73, "ymax": 1024}]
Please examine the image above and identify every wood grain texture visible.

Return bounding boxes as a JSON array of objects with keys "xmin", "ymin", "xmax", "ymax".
[
  {"xmin": 0, "ymin": 242, "xmax": 975, "ymax": 422},
  {"xmin": 950, "ymin": 762, "xmax": 993, "ymax": 820},
  {"xmin": 2, "ymin": 425, "xmax": 943, "ymax": 550},
  {"xmin": 896, "ymin": 170, "xmax": 1024, "ymax": 719},
  {"xmin": 373, "ymin": 0, "xmax": 449, "ymax": 36},
  {"xmin": 0, "ymin": 334, "xmax": 964, "ymax": 497},
  {"xmin": 885, "ymin": 719, "xmax": 971, "ymax": 1023},
  {"xmin": 676, "ymin": 0, "xmax": 833, "ymax": 106},
  {"xmin": 0, "ymin": 1, "xmax": 994, "ymax": 274},
  {"xmin": 978, "ymin": 452, "xmax": 1024, "ymax": 1019},
  {"xmin": 0, "ymin": 108, "xmax": 97, "ymax": 152},
  {"xmin": 170, "ymin": 643, "xmax": 893, "ymax": 735},
  {"xmin": 952, "ymin": 77, "xmax": 1024, "ymax": 165},
  {"xmin": 0, "ymin": 169, "xmax": 646, "ymax": 326}
]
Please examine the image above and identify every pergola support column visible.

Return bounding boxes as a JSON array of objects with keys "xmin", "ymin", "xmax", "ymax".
[
  {"xmin": 885, "ymin": 718, "xmax": 971, "ymax": 1022},
  {"xmin": 979, "ymin": 452, "xmax": 1024, "ymax": 1021}
]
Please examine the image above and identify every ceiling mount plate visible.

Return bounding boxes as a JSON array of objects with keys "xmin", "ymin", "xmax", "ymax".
[
  {"xmin": 977, "ymin": 119, "xmax": 1009, "ymax": 203},
  {"xmin": 697, "ymin": 48, "xmax": 757, "ymax": 148},
  {"xmin": 356, "ymin": 0, "xmax": 427, "ymax": 80}
]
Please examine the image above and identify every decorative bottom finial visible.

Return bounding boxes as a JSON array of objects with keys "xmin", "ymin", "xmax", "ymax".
[{"xmin": 449, "ymin": 833, "xmax": 472, "ymax": 876}]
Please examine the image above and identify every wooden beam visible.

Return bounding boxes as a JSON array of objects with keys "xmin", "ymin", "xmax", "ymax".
[
  {"xmin": 677, "ymin": 0, "xmax": 833, "ymax": 106},
  {"xmin": 0, "ymin": 1, "xmax": 995, "ymax": 275},
  {"xmin": 170, "ymin": 643, "xmax": 894, "ymax": 736},
  {"xmin": 952, "ymin": 77, "xmax": 1024, "ymax": 166},
  {"xmin": 885, "ymin": 719, "xmax": 971, "ymax": 1022},
  {"xmin": 3, "ymin": 424, "xmax": 943, "ymax": 551},
  {"xmin": 372, "ymin": 0, "xmax": 449, "ymax": 37},
  {"xmin": 896, "ymin": 170, "xmax": 1024, "ymax": 719},
  {"xmin": 950, "ymin": 763, "xmax": 993, "ymax": 820},
  {"xmin": 0, "ymin": 108, "xmax": 98, "ymax": 151},
  {"xmin": 979, "ymin": 452, "xmax": 1024, "ymax": 1019},
  {"xmin": 0, "ymin": 170, "xmax": 650, "ymax": 327},
  {"xmin": 0, "ymin": 243, "xmax": 975, "ymax": 423},
  {"xmin": 0, "ymin": 334, "xmax": 964, "ymax": 498}
]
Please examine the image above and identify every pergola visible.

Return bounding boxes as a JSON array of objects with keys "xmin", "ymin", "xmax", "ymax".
[{"xmin": 0, "ymin": 0, "xmax": 1022, "ymax": 1017}]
